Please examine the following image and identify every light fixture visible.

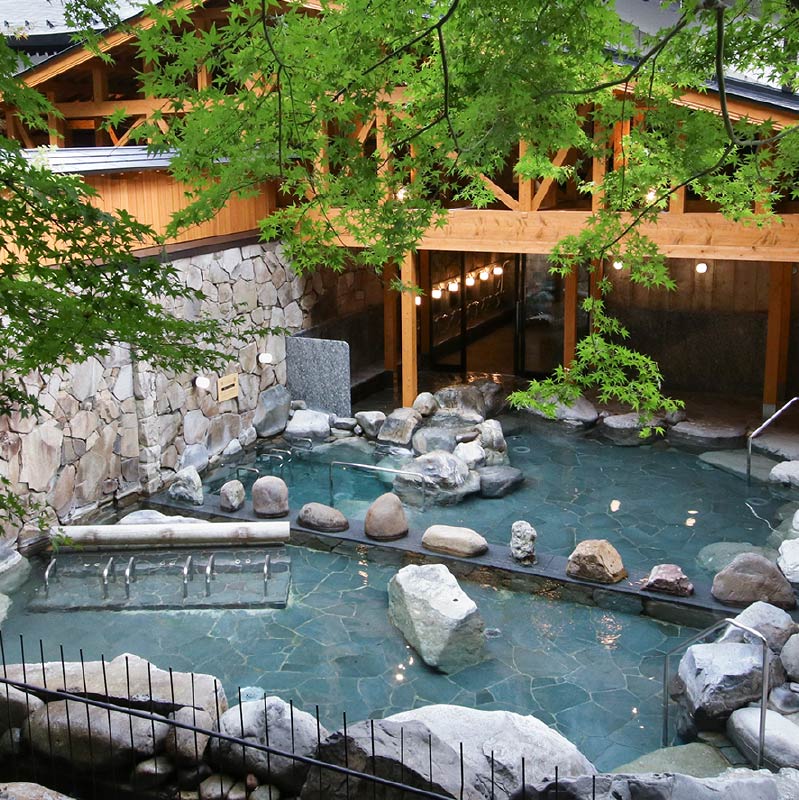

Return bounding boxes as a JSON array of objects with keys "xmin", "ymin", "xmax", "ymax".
[
  {"xmin": 479, "ymin": 269, "xmax": 489, "ymax": 281},
  {"xmin": 396, "ymin": 185, "xmax": 409, "ymax": 202},
  {"xmin": 645, "ymin": 188, "xmax": 657, "ymax": 204},
  {"xmin": 492, "ymin": 265, "xmax": 503, "ymax": 276},
  {"xmin": 695, "ymin": 262, "xmax": 708, "ymax": 274},
  {"xmin": 431, "ymin": 287, "xmax": 443, "ymax": 299},
  {"xmin": 194, "ymin": 375, "xmax": 211, "ymax": 391},
  {"xmin": 257, "ymin": 352, "xmax": 273, "ymax": 366},
  {"xmin": 414, "ymin": 295, "xmax": 422, "ymax": 306},
  {"xmin": 448, "ymin": 281, "xmax": 459, "ymax": 292},
  {"xmin": 612, "ymin": 259, "xmax": 624, "ymax": 271},
  {"xmin": 465, "ymin": 275, "xmax": 475, "ymax": 287}
]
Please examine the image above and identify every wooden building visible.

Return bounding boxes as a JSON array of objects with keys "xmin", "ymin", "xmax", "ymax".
[{"xmin": 5, "ymin": 0, "xmax": 799, "ymax": 417}]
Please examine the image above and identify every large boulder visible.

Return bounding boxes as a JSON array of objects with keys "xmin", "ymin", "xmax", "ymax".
[
  {"xmin": 166, "ymin": 706, "xmax": 214, "ymax": 765},
  {"xmin": 168, "ymin": 466, "xmax": 204, "ymax": 505},
  {"xmin": 0, "ymin": 784, "xmax": 78, "ymax": 800},
  {"xmin": 453, "ymin": 440, "xmax": 486, "ymax": 470},
  {"xmin": 476, "ymin": 420, "xmax": 508, "ymax": 466},
  {"xmin": 778, "ymin": 539, "xmax": 799, "ymax": 583},
  {"xmin": 210, "ymin": 697, "xmax": 328, "ymax": 796},
  {"xmin": 780, "ymin": 634, "xmax": 799, "ymax": 680},
  {"xmin": 675, "ymin": 642, "xmax": 786, "ymax": 727},
  {"xmin": 525, "ymin": 395, "xmax": 598, "ymax": 427},
  {"xmin": 353, "ymin": 411, "xmax": 385, "ymax": 440},
  {"xmin": 566, "ymin": 540, "xmax": 627, "ymax": 584},
  {"xmin": 388, "ymin": 564, "xmax": 485, "ymax": 672},
  {"xmin": 364, "ymin": 493, "xmax": 408, "ymax": 540},
  {"xmin": 377, "ymin": 408, "xmax": 423, "ymax": 447},
  {"xmin": 719, "ymin": 602, "xmax": 799, "ymax": 652},
  {"xmin": 412, "ymin": 392, "xmax": 438, "ymax": 417},
  {"xmin": 433, "ymin": 385, "xmax": 486, "ymax": 424},
  {"xmin": 422, "ymin": 525, "xmax": 488, "ymax": 558},
  {"xmin": 253, "ymin": 385, "xmax": 292, "ymax": 438},
  {"xmin": 411, "ymin": 425, "xmax": 465, "ymax": 455},
  {"xmin": 393, "ymin": 450, "xmax": 480, "ymax": 507},
  {"xmin": 388, "ymin": 706, "xmax": 595, "ymax": 796},
  {"xmin": 728, "ymin": 707, "xmax": 799, "ymax": 769},
  {"xmin": 251, "ymin": 476, "xmax": 289, "ymax": 518},
  {"xmin": 712, "ymin": 553, "xmax": 796, "ymax": 609},
  {"xmin": 285, "ymin": 409, "xmax": 330, "ymax": 442},
  {"xmin": 297, "ymin": 502, "xmax": 349, "ymax": 532},
  {"xmin": 472, "ymin": 380, "xmax": 505, "ymax": 418},
  {"xmin": 770, "ymin": 461, "xmax": 799, "ymax": 488},
  {"xmin": 24, "ymin": 700, "xmax": 169, "ymax": 770}
]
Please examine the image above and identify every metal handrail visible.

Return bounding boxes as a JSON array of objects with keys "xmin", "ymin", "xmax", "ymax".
[
  {"xmin": 662, "ymin": 618, "xmax": 770, "ymax": 768},
  {"xmin": 747, "ymin": 396, "xmax": 799, "ymax": 484},
  {"xmin": 328, "ymin": 461, "xmax": 427, "ymax": 510},
  {"xmin": 43, "ymin": 558, "xmax": 56, "ymax": 597},
  {"xmin": 205, "ymin": 554, "xmax": 216, "ymax": 597},
  {"xmin": 263, "ymin": 553, "xmax": 271, "ymax": 597},
  {"xmin": 101, "ymin": 557, "xmax": 115, "ymax": 599},
  {"xmin": 235, "ymin": 466, "xmax": 260, "ymax": 480},
  {"xmin": 124, "ymin": 556, "xmax": 136, "ymax": 599},
  {"xmin": 182, "ymin": 555, "xmax": 193, "ymax": 599},
  {"xmin": 291, "ymin": 437, "xmax": 314, "ymax": 451}
]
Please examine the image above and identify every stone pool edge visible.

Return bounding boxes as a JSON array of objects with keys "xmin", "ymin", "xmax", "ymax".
[{"xmin": 145, "ymin": 492, "xmax": 756, "ymax": 629}]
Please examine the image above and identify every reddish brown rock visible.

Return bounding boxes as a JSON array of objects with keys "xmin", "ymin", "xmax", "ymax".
[
  {"xmin": 566, "ymin": 539, "xmax": 627, "ymax": 584},
  {"xmin": 642, "ymin": 564, "xmax": 694, "ymax": 596}
]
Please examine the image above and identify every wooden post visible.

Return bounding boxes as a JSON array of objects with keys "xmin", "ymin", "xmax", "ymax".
[
  {"xmin": 400, "ymin": 252, "xmax": 418, "ymax": 405},
  {"xmin": 563, "ymin": 267, "xmax": 578, "ymax": 367},
  {"xmin": 383, "ymin": 262, "xmax": 398, "ymax": 374},
  {"xmin": 763, "ymin": 262, "xmax": 792, "ymax": 417},
  {"xmin": 46, "ymin": 92, "xmax": 65, "ymax": 147},
  {"xmin": 518, "ymin": 141, "xmax": 533, "ymax": 212},
  {"xmin": 419, "ymin": 250, "xmax": 431, "ymax": 359}
]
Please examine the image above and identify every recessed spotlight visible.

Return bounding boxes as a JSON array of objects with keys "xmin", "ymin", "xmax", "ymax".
[{"xmin": 194, "ymin": 375, "xmax": 211, "ymax": 391}]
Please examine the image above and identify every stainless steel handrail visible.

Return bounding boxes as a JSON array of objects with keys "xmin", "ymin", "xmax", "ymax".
[
  {"xmin": 255, "ymin": 453, "xmax": 285, "ymax": 476},
  {"xmin": 291, "ymin": 437, "xmax": 314, "ymax": 451},
  {"xmin": 328, "ymin": 461, "xmax": 427, "ymax": 510},
  {"xmin": 662, "ymin": 618, "xmax": 770, "ymax": 768},
  {"xmin": 44, "ymin": 558, "xmax": 57, "ymax": 597},
  {"xmin": 101, "ymin": 557, "xmax": 115, "ymax": 599},
  {"xmin": 182, "ymin": 554, "xmax": 193, "ymax": 599},
  {"xmin": 235, "ymin": 466, "xmax": 260, "ymax": 480},
  {"xmin": 747, "ymin": 396, "xmax": 799, "ymax": 484},
  {"xmin": 124, "ymin": 556, "xmax": 136, "ymax": 599},
  {"xmin": 205, "ymin": 553, "xmax": 216, "ymax": 597},
  {"xmin": 263, "ymin": 553, "xmax": 271, "ymax": 597}
]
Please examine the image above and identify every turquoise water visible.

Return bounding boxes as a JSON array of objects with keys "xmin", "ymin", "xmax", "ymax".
[
  {"xmin": 2, "ymin": 545, "xmax": 691, "ymax": 771},
  {"xmin": 208, "ymin": 411, "xmax": 791, "ymax": 578}
]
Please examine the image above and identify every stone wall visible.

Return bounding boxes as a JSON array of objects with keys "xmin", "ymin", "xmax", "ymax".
[{"xmin": 0, "ymin": 240, "xmax": 363, "ymax": 538}]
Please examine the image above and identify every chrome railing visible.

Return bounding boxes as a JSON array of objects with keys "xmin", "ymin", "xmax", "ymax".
[
  {"xmin": 747, "ymin": 396, "xmax": 799, "ymax": 484},
  {"xmin": 328, "ymin": 461, "xmax": 427, "ymax": 510}
]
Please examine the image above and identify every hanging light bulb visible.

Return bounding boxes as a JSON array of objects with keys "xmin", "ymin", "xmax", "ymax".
[
  {"xmin": 479, "ymin": 269, "xmax": 490, "ymax": 281},
  {"xmin": 492, "ymin": 265, "xmax": 503, "ymax": 276},
  {"xmin": 448, "ymin": 281, "xmax": 459, "ymax": 293},
  {"xmin": 465, "ymin": 275, "xmax": 475, "ymax": 287},
  {"xmin": 695, "ymin": 262, "xmax": 708, "ymax": 274},
  {"xmin": 414, "ymin": 295, "xmax": 422, "ymax": 306},
  {"xmin": 612, "ymin": 259, "xmax": 624, "ymax": 270},
  {"xmin": 431, "ymin": 287, "xmax": 443, "ymax": 299}
]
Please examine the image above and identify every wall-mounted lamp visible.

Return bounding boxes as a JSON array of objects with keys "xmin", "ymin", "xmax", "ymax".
[
  {"xmin": 695, "ymin": 262, "xmax": 709, "ymax": 274},
  {"xmin": 431, "ymin": 287, "xmax": 443, "ymax": 300},
  {"xmin": 257, "ymin": 352, "xmax": 274, "ymax": 366},
  {"xmin": 194, "ymin": 375, "xmax": 211, "ymax": 391}
]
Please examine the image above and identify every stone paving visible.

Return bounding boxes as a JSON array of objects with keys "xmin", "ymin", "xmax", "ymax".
[{"xmin": 3, "ymin": 545, "xmax": 694, "ymax": 772}]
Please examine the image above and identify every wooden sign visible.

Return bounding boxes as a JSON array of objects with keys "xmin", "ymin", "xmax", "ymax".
[{"xmin": 217, "ymin": 373, "xmax": 239, "ymax": 402}]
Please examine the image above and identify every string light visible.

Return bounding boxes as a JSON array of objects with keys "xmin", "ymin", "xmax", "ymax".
[
  {"xmin": 479, "ymin": 270, "xmax": 489, "ymax": 281},
  {"xmin": 465, "ymin": 275, "xmax": 475, "ymax": 287},
  {"xmin": 492, "ymin": 265, "xmax": 503, "ymax": 276},
  {"xmin": 448, "ymin": 281, "xmax": 459, "ymax": 292},
  {"xmin": 431, "ymin": 287, "xmax": 443, "ymax": 299},
  {"xmin": 612, "ymin": 260, "xmax": 624, "ymax": 270},
  {"xmin": 414, "ymin": 295, "xmax": 422, "ymax": 306}
]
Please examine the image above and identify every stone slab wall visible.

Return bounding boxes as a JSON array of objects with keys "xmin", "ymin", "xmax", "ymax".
[{"xmin": 0, "ymin": 240, "xmax": 359, "ymax": 537}]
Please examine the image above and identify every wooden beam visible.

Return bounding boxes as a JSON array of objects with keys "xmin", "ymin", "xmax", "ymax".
[
  {"xmin": 400, "ymin": 252, "xmax": 418, "ymax": 405},
  {"xmin": 763, "ymin": 262, "xmax": 792, "ymax": 416},
  {"xmin": 478, "ymin": 174, "xmax": 520, "ymax": 211},
  {"xmin": 530, "ymin": 148, "xmax": 570, "ymax": 212},
  {"xmin": 55, "ymin": 98, "xmax": 172, "ymax": 119},
  {"xmin": 563, "ymin": 267, "xmax": 578, "ymax": 367},
  {"xmin": 669, "ymin": 186, "xmax": 686, "ymax": 214},
  {"xmin": 383, "ymin": 262, "xmax": 398, "ymax": 372},
  {"xmin": 518, "ymin": 141, "xmax": 533, "ymax": 212},
  {"xmin": 676, "ymin": 88, "xmax": 798, "ymax": 129},
  {"xmin": 113, "ymin": 116, "xmax": 147, "ymax": 147}
]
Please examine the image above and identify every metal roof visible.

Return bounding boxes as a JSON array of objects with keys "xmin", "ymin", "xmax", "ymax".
[
  {"xmin": 0, "ymin": 0, "xmax": 144, "ymax": 38},
  {"xmin": 21, "ymin": 145, "xmax": 174, "ymax": 174}
]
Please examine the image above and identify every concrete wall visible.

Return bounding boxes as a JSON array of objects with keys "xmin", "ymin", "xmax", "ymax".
[{"xmin": 0, "ymin": 240, "xmax": 369, "ymax": 539}]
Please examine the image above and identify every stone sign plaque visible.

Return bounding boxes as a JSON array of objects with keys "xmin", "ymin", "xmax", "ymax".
[
  {"xmin": 217, "ymin": 373, "xmax": 239, "ymax": 402},
  {"xmin": 286, "ymin": 336, "xmax": 351, "ymax": 417}
]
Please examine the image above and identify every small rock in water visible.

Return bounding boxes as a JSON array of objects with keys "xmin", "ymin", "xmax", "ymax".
[
  {"xmin": 219, "ymin": 479, "xmax": 245, "ymax": 512},
  {"xmin": 251, "ymin": 476, "xmax": 289, "ymax": 518},
  {"xmin": 168, "ymin": 466, "xmax": 204, "ymax": 505},
  {"xmin": 566, "ymin": 539, "xmax": 627, "ymax": 584},
  {"xmin": 478, "ymin": 465, "xmax": 523, "ymax": 498},
  {"xmin": 364, "ymin": 493, "xmax": 408, "ymax": 540},
  {"xmin": 641, "ymin": 564, "xmax": 694, "ymax": 596},
  {"xmin": 509, "ymin": 520, "xmax": 537, "ymax": 565},
  {"xmin": 297, "ymin": 502, "xmax": 349, "ymax": 532}
]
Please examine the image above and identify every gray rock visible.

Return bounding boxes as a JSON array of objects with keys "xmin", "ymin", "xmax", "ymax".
[
  {"xmin": 610, "ymin": 742, "xmax": 731, "ymax": 778},
  {"xmin": 250, "ymin": 786, "xmax": 282, "ymax": 800},
  {"xmin": 567, "ymin": 540, "xmax": 627, "ymax": 584},
  {"xmin": 118, "ymin": 510, "xmax": 199, "ymax": 525},
  {"xmin": 25, "ymin": 700, "xmax": 169, "ymax": 770},
  {"xmin": 131, "ymin": 756, "xmax": 175, "ymax": 790},
  {"xmin": 210, "ymin": 697, "xmax": 328, "ymax": 795},
  {"xmin": 0, "ymin": 685, "xmax": 44, "ymax": 736},
  {"xmin": 297, "ymin": 502, "xmax": 349, "ymax": 532},
  {"xmin": 332, "ymin": 417, "xmax": 357, "ymax": 431},
  {"xmin": 353, "ymin": 411, "xmax": 385, "ymax": 439},
  {"xmin": 510, "ymin": 520, "xmax": 537, "ymax": 564},
  {"xmin": 393, "ymin": 450, "xmax": 481, "ymax": 506},
  {"xmin": 665, "ymin": 408, "xmax": 688, "ymax": 425},
  {"xmin": 181, "ymin": 443, "xmax": 210, "ymax": 473},
  {"xmin": 781, "ymin": 634, "xmax": 799, "ymax": 680},
  {"xmin": 422, "ymin": 525, "xmax": 488, "ymax": 558},
  {"xmin": 19, "ymin": 421, "xmax": 62, "ymax": 492},
  {"xmin": 222, "ymin": 438, "xmax": 243, "ymax": 457},
  {"xmin": 364, "ymin": 493, "xmax": 408, "ymax": 540},
  {"xmin": 770, "ymin": 684, "xmax": 799, "ymax": 714},
  {"xmin": 377, "ymin": 407, "xmax": 423, "ymax": 447},
  {"xmin": 676, "ymin": 642, "xmax": 786, "ymax": 725},
  {"xmin": 600, "ymin": 412, "xmax": 658, "ymax": 446},
  {"xmin": 207, "ymin": 412, "xmax": 241, "ymax": 456},
  {"xmin": 728, "ymin": 707, "xmax": 799, "ymax": 769},
  {"xmin": 168, "ymin": 466, "xmax": 204, "ymax": 505},
  {"xmin": 719, "ymin": 602, "xmax": 799, "ymax": 651},
  {"xmin": 668, "ymin": 421, "xmax": 747, "ymax": 450},
  {"xmin": 240, "ymin": 426, "xmax": 257, "ymax": 447},
  {"xmin": 478, "ymin": 465, "xmax": 524, "ymax": 498},
  {"xmin": 165, "ymin": 707, "xmax": 213, "ymax": 765},
  {"xmin": 476, "ymin": 419, "xmax": 508, "ymax": 466},
  {"xmin": 771, "ymin": 461, "xmax": 799, "ymax": 488},
  {"xmin": 200, "ymin": 774, "xmax": 236, "ymax": 800},
  {"xmin": 388, "ymin": 564, "xmax": 485, "ymax": 672},
  {"xmin": 219, "ymin": 479, "xmax": 246, "ymax": 512},
  {"xmin": 183, "ymin": 409, "xmax": 210, "ymax": 445},
  {"xmin": 642, "ymin": 564, "xmax": 694, "ymax": 597},
  {"xmin": 0, "ymin": 783, "xmax": 78, "ymax": 800},
  {"xmin": 525, "ymin": 395, "xmax": 599, "ymax": 427},
  {"xmin": 433, "ymin": 384, "xmax": 486, "ymax": 424},
  {"xmin": 252, "ymin": 476, "xmax": 289, "ymax": 518},
  {"xmin": 411, "ymin": 426, "xmax": 463, "ymax": 455},
  {"xmin": 712, "ymin": 553, "xmax": 796, "ymax": 609},
  {"xmin": 698, "ymin": 542, "xmax": 779, "ymax": 573},
  {"xmin": 472, "ymin": 380, "xmax": 505, "ymax": 418},
  {"xmin": 285, "ymin": 409, "xmax": 330, "ymax": 442},
  {"xmin": 778, "ymin": 539, "xmax": 799, "ymax": 583},
  {"xmin": 412, "ymin": 392, "xmax": 438, "ymax": 417},
  {"xmin": 452, "ymin": 439, "xmax": 485, "ymax": 469},
  {"xmin": 253, "ymin": 385, "xmax": 292, "ymax": 438},
  {"xmin": 0, "ymin": 544, "xmax": 31, "ymax": 595}
]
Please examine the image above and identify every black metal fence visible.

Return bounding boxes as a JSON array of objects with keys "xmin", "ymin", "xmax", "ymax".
[{"xmin": 0, "ymin": 633, "xmax": 600, "ymax": 800}]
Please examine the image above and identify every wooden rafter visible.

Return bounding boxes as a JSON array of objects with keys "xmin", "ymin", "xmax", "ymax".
[{"xmin": 530, "ymin": 148, "xmax": 570, "ymax": 212}]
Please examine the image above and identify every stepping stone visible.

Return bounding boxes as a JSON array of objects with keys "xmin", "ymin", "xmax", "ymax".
[
  {"xmin": 611, "ymin": 742, "xmax": 731, "ymax": 778},
  {"xmin": 668, "ymin": 421, "xmax": 747, "ymax": 450},
  {"xmin": 727, "ymin": 707, "xmax": 799, "ymax": 769},
  {"xmin": 599, "ymin": 412, "xmax": 660, "ymax": 446},
  {"xmin": 477, "ymin": 466, "xmax": 523, "ymax": 498},
  {"xmin": 699, "ymin": 450, "xmax": 778, "ymax": 483},
  {"xmin": 252, "ymin": 476, "xmax": 289, "ymax": 518}
]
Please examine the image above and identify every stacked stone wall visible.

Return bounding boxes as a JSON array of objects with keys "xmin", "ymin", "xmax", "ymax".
[{"xmin": 0, "ymin": 240, "xmax": 357, "ymax": 538}]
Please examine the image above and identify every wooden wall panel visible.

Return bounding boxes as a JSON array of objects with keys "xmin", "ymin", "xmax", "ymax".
[{"xmin": 84, "ymin": 171, "xmax": 274, "ymax": 246}]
